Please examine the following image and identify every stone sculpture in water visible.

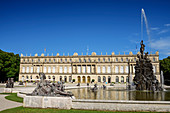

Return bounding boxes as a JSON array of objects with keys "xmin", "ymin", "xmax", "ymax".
[
  {"xmin": 30, "ymin": 73, "xmax": 73, "ymax": 96},
  {"xmin": 134, "ymin": 40, "xmax": 163, "ymax": 91}
]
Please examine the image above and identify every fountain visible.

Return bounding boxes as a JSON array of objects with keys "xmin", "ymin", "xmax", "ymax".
[
  {"xmin": 24, "ymin": 73, "xmax": 74, "ymax": 109},
  {"xmin": 133, "ymin": 40, "xmax": 163, "ymax": 91}
]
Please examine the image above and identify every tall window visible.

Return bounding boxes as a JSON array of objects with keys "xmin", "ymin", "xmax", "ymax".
[
  {"xmin": 53, "ymin": 66, "xmax": 55, "ymax": 73},
  {"xmin": 88, "ymin": 58, "xmax": 91, "ymax": 62},
  {"xmin": 31, "ymin": 67, "xmax": 33, "ymax": 73},
  {"xmin": 82, "ymin": 66, "xmax": 86, "ymax": 73},
  {"xmin": 22, "ymin": 67, "xmax": 25, "ymax": 73},
  {"xmin": 133, "ymin": 66, "xmax": 135, "ymax": 73},
  {"xmin": 77, "ymin": 66, "xmax": 81, "ymax": 73},
  {"xmin": 37, "ymin": 67, "xmax": 40, "ymax": 73},
  {"xmin": 102, "ymin": 66, "xmax": 106, "ymax": 73},
  {"xmin": 65, "ymin": 59, "xmax": 67, "ymax": 62},
  {"xmin": 26, "ymin": 67, "xmax": 29, "ymax": 73},
  {"xmin": 126, "ymin": 58, "xmax": 128, "ymax": 62},
  {"xmin": 116, "ymin": 58, "xmax": 118, "ymax": 62},
  {"xmin": 125, "ymin": 66, "xmax": 129, "ymax": 73},
  {"xmin": 69, "ymin": 67, "xmax": 72, "ymax": 73},
  {"xmin": 44, "ymin": 67, "xmax": 46, "ymax": 73},
  {"xmin": 115, "ymin": 66, "xmax": 118, "ymax": 73},
  {"xmin": 120, "ymin": 66, "xmax": 124, "ymax": 73},
  {"xmin": 153, "ymin": 58, "xmax": 155, "ymax": 62},
  {"xmin": 108, "ymin": 66, "xmax": 111, "ymax": 73},
  {"xmin": 97, "ymin": 66, "xmax": 101, "ymax": 73},
  {"xmin": 64, "ymin": 66, "xmax": 67, "ymax": 73},
  {"xmin": 153, "ymin": 66, "xmax": 156, "ymax": 73},
  {"xmin": 53, "ymin": 59, "xmax": 55, "ymax": 62},
  {"xmin": 48, "ymin": 67, "xmax": 51, "ymax": 73},
  {"xmin": 103, "ymin": 76, "xmax": 106, "ymax": 82},
  {"xmin": 49, "ymin": 59, "xmax": 51, "ymax": 62},
  {"xmin": 59, "ymin": 66, "xmax": 63, "ymax": 73},
  {"xmin": 98, "ymin": 76, "xmax": 101, "ymax": 82},
  {"xmin": 116, "ymin": 76, "xmax": 119, "ymax": 82},
  {"xmin": 87, "ymin": 66, "xmax": 91, "ymax": 73},
  {"xmin": 121, "ymin": 76, "xmax": 124, "ymax": 83}
]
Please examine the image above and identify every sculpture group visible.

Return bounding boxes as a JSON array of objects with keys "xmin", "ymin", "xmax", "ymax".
[
  {"xmin": 134, "ymin": 40, "xmax": 163, "ymax": 91},
  {"xmin": 30, "ymin": 73, "xmax": 73, "ymax": 96}
]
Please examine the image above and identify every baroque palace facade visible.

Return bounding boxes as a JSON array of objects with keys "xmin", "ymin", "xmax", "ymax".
[{"xmin": 19, "ymin": 51, "xmax": 160, "ymax": 83}]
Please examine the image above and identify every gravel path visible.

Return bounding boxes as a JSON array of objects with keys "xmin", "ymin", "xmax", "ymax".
[{"xmin": 0, "ymin": 95, "xmax": 22, "ymax": 111}]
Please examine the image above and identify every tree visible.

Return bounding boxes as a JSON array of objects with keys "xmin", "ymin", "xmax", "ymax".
[
  {"xmin": 160, "ymin": 56, "xmax": 170, "ymax": 85},
  {"xmin": 0, "ymin": 49, "xmax": 20, "ymax": 82}
]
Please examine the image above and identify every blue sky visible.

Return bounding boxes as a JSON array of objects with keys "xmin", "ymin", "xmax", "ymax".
[{"xmin": 0, "ymin": 0, "xmax": 170, "ymax": 59}]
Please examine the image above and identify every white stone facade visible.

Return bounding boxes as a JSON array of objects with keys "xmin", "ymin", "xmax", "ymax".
[{"xmin": 19, "ymin": 51, "xmax": 160, "ymax": 83}]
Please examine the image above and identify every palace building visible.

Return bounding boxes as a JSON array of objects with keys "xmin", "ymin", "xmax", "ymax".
[{"xmin": 19, "ymin": 51, "xmax": 160, "ymax": 83}]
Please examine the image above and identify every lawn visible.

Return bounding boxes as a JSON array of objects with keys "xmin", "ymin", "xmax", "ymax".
[
  {"xmin": 1, "ymin": 93, "xmax": 23, "ymax": 103},
  {"xmin": 0, "ymin": 106, "xmax": 150, "ymax": 113}
]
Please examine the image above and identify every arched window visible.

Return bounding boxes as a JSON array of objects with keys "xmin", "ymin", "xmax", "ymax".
[
  {"xmin": 84, "ymin": 59, "xmax": 86, "ymax": 62},
  {"xmin": 121, "ymin": 76, "xmax": 124, "ymax": 83},
  {"xmin": 116, "ymin": 58, "xmax": 118, "ymax": 62},
  {"xmin": 26, "ymin": 76, "xmax": 29, "ymax": 79},
  {"xmin": 32, "ymin": 59, "xmax": 34, "ymax": 62},
  {"xmin": 98, "ymin": 76, "xmax": 101, "ymax": 82},
  {"xmin": 126, "ymin": 58, "xmax": 128, "ymax": 62},
  {"xmin": 126, "ymin": 76, "xmax": 129, "ymax": 82},
  {"xmin": 60, "ymin": 59, "xmax": 62, "ymax": 62},
  {"xmin": 108, "ymin": 76, "xmax": 111, "ymax": 83},
  {"xmin": 69, "ymin": 76, "xmax": 72, "ymax": 82},
  {"xmin": 88, "ymin": 58, "xmax": 91, "ymax": 62},
  {"xmin": 53, "ymin": 59, "xmax": 55, "ymax": 62},
  {"xmin": 48, "ymin": 76, "xmax": 51, "ymax": 79},
  {"xmin": 116, "ymin": 76, "xmax": 119, "ymax": 83},
  {"xmin": 153, "ymin": 58, "xmax": 155, "ymax": 61},
  {"xmin": 45, "ymin": 59, "xmax": 47, "ymax": 62},
  {"xmin": 49, "ymin": 59, "xmax": 51, "ymax": 62},
  {"xmin": 70, "ymin": 59, "xmax": 72, "ymax": 62},
  {"xmin": 64, "ymin": 76, "xmax": 67, "ymax": 82},
  {"xmin": 103, "ymin": 76, "xmax": 106, "ymax": 82},
  {"xmin": 79, "ymin": 59, "xmax": 81, "ymax": 62},
  {"xmin": 38, "ymin": 59, "xmax": 40, "ymax": 62},
  {"xmin": 30, "ymin": 75, "xmax": 32, "ymax": 79},
  {"xmin": 60, "ymin": 76, "xmax": 62, "ymax": 81},
  {"xmin": 65, "ymin": 59, "xmax": 67, "ymax": 62}
]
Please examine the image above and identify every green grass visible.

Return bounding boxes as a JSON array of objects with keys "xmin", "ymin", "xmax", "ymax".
[
  {"xmin": 0, "ymin": 106, "xmax": 158, "ymax": 113},
  {"xmin": 4, "ymin": 93, "xmax": 23, "ymax": 103}
]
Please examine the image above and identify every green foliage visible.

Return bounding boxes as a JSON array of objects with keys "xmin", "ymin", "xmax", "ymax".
[
  {"xmin": 160, "ymin": 56, "xmax": 170, "ymax": 85},
  {"xmin": 0, "ymin": 49, "xmax": 20, "ymax": 82},
  {"xmin": 72, "ymin": 79, "xmax": 75, "ymax": 82},
  {"xmin": 91, "ymin": 79, "xmax": 95, "ymax": 82}
]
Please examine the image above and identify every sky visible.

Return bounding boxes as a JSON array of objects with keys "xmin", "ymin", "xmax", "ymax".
[{"xmin": 0, "ymin": 0, "xmax": 170, "ymax": 60}]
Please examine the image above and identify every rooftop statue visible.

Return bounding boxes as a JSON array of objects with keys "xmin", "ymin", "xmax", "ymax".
[
  {"xmin": 30, "ymin": 73, "xmax": 73, "ymax": 97},
  {"xmin": 134, "ymin": 40, "xmax": 163, "ymax": 91}
]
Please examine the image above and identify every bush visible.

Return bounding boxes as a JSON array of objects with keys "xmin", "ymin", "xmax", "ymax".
[
  {"xmin": 91, "ymin": 79, "xmax": 95, "ymax": 82},
  {"xmin": 72, "ymin": 79, "xmax": 75, "ymax": 82}
]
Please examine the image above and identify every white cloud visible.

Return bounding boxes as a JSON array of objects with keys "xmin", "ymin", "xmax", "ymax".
[
  {"xmin": 164, "ymin": 24, "xmax": 170, "ymax": 27},
  {"xmin": 150, "ymin": 37, "xmax": 170, "ymax": 51},
  {"xmin": 158, "ymin": 29, "xmax": 169, "ymax": 34},
  {"xmin": 150, "ymin": 27, "xmax": 159, "ymax": 31}
]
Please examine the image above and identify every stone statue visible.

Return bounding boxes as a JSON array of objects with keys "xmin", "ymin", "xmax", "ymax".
[
  {"xmin": 91, "ymin": 84, "xmax": 98, "ymax": 91},
  {"xmin": 6, "ymin": 78, "xmax": 14, "ymax": 88},
  {"xmin": 134, "ymin": 40, "xmax": 163, "ymax": 91},
  {"xmin": 30, "ymin": 73, "xmax": 73, "ymax": 97}
]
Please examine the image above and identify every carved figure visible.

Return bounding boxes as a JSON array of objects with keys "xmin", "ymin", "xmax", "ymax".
[
  {"xmin": 6, "ymin": 78, "xmax": 14, "ymax": 88},
  {"xmin": 134, "ymin": 40, "xmax": 163, "ymax": 91},
  {"xmin": 30, "ymin": 73, "xmax": 73, "ymax": 96}
]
